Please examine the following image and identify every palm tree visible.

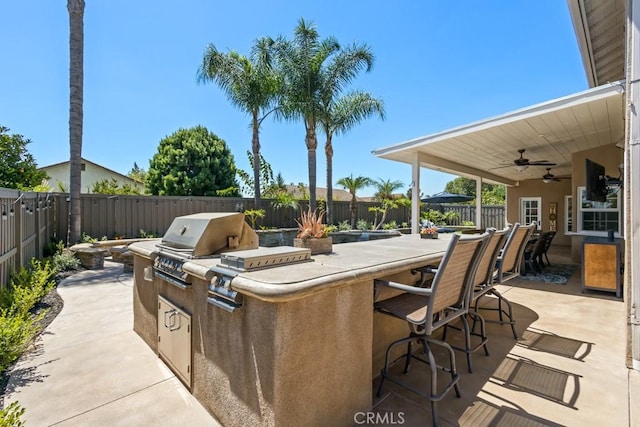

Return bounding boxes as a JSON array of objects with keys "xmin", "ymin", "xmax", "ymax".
[
  {"xmin": 320, "ymin": 91, "xmax": 385, "ymax": 224},
  {"xmin": 198, "ymin": 38, "xmax": 279, "ymax": 208},
  {"xmin": 370, "ymin": 178, "xmax": 407, "ymax": 229},
  {"xmin": 67, "ymin": 0, "xmax": 84, "ymax": 244},
  {"xmin": 373, "ymin": 178, "xmax": 404, "ymax": 201},
  {"xmin": 272, "ymin": 18, "xmax": 342, "ymax": 212},
  {"xmin": 337, "ymin": 174, "xmax": 372, "ymax": 229}
]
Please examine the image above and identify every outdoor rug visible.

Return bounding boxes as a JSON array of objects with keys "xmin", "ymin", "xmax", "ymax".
[{"xmin": 518, "ymin": 264, "xmax": 578, "ymax": 285}]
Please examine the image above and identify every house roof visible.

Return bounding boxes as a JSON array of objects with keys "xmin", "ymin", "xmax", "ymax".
[
  {"xmin": 567, "ymin": 0, "xmax": 626, "ymax": 87},
  {"xmin": 39, "ymin": 157, "xmax": 142, "ymax": 186},
  {"xmin": 372, "ymin": 81, "xmax": 624, "ymax": 186}
]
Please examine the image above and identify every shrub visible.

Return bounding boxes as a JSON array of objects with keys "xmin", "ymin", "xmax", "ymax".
[
  {"xmin": 337, "ymin": 220, "xmax": 351, "ymax": 231},
  {"xmin": 462, "ymin": 220, "xmax": 475, "ymax": 227},
  {"xmin": 138, "ymin": 229, "xmax": 157, "ymax": 238},
  {"xmin": 0, "ymin": 401, "xmax": 26, "ymax": 426},
  {"xmin": 382, "ymin": 220, "xmax": 398, "ymax": 230},
  {"xmin": 324, "ymin": 224, "xmax": 338, "ymax": 234},
  {"xmin": 80, "ymin": 232, "xmax": 97, "ymax": 243},
  {"xmin": 52, "ymin": 249, "xmax": 80, "ymax": 273},
  {"xmin": 356, "ymin": 219, "xmax": 371, "ymax": 231},
  {"xmin": 0, "ymin": 308, "xmax": 40, "ymax": 373},
  {"xmin": 0, "ymin": 260, "xmax": 55, "ymax": 315},
  {"xmin": 43, "ymin": 239, "xmax": 64, "ymax": 258}
]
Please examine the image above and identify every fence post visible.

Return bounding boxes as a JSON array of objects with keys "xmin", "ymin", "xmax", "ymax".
[{"xmin": 14, "ymin": 197, "xmax": 23, "ymax": 272}]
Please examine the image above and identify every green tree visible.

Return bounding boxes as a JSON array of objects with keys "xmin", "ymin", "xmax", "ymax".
[
  {"xmin": 236, "ymin": 150, "xmax": 275, "ymax": 197},
  {"xmin": 91, "ymin": 178, "xmax": 141, "ymax": 195},
  {"xmin": 0, "ymin": 126, "xmax": 48, "ymax": 189},
  {"xmin": 67, "ymin": 0, "xmax": 84, "ymax": 244},
  {"xmin": 146, "ymin": 126, "xmax": 240, "ymax": 197},
  {"xmin": 444, "ymin": 176, "xmax": 505, "ymax": 205},
  {"xmin": 198, "ymin": 38, "xmax": 279, "ymax": 208},
  {"xmin": 320, "ymin": 90, "xmax": 385, "ymax": 224},
  {"xmin": 337, "ymin": 174, "xmax": 372, "ymax": 229},
  {"xmin": 128, "ymin": 162, "xmax": 147, "ymax": 185}
]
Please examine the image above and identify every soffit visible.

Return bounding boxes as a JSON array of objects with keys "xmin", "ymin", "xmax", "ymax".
[{"xmin": 568, "ymin": 0, "xmax": 626, "ymax": 87}]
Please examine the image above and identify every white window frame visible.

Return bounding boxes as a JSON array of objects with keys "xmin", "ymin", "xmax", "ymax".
[
  {"xmin": 577, "ymin": 186, "xmax": 621, "ymax": 237},
  {"xmin": 565, "ymin": 195, "xmax": 573, "ymax": 234},
  {"xmin": 520, "ymin": 197, "xmax": 541, "ymax": 230}
]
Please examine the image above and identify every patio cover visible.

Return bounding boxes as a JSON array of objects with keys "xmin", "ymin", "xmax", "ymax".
[{"xmin": 372, "ymin": 81, "xmax": 625, "ymax": 188}]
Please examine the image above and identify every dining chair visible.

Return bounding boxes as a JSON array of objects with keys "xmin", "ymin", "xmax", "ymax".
[{"xmin": 373, "ymin": 232, "xmax": 490, "ymax": 426}]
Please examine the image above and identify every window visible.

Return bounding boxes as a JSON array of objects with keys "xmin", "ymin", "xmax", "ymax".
[
  {"xmin": 565, "ymin": 195, "xmax": 573, "ymax": 233},
  {"xmin": 520, "ymin": 197, "xmax": 541, "ymax": 229},
  {"xmin": 577, "ymin": 186, "xmax": 621, "ymax": 235}
]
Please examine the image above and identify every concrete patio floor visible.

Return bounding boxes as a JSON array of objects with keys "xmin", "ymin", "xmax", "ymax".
[
  {"xmin": 373, "ymin": 246, "xmax": 640, "ymax": 426},
  {"xmin": 2, "ymin": 246, "xmax": 639, "ymax": 426}
]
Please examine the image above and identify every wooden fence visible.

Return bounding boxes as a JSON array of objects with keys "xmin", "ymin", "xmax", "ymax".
[
  {"xmin": 0, "ymin": 189, "xmax": 56, "ymax": 288},
  {"xmin": 0, "ymin": 189, "xmax": 505, "ymax": 288}
]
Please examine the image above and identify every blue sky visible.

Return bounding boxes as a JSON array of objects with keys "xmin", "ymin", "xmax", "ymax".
[{"xmin": 0, "ymin": 1, "xmax": 587, "ymax": 197}]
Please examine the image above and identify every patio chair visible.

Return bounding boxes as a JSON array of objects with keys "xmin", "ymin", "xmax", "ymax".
[
  {"xmin": 539, "ymin": 230, "xmax": 556, "ymax": 266},
  {"xmin": 373, "ymin": 232, "xmax": 490, "ymax": 426},
  {"xmin": 488, "ymin": 223, "xmax": 536, "ymax": 338},
  {"xmin": 469, "ymin": 227, "xmax": 514, "ymax": 337},
  {"xmin": 496, "ymin": 223, "xmax": 536, "ymax": 283},
  {"xmin": 523, "ymin": 230, "xmax": 556, "ymax": 273},
  {"xmin": 466, "ymin": 228, "xmax": 510, "ymax": 352}
]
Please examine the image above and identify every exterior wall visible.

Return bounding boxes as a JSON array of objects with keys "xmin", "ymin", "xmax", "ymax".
[
  {"xmin": 506, "ymin": 176, "xmax": 572, "ymax": 246},
  {"xmin": 41, "ymin": 161, "xmax": 144, "ymax": 194},
  {"xmin": 507, "ymin": 143, "xmax": 623, "ymax": 262}
]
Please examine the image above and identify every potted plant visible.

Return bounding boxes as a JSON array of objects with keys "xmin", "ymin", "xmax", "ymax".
[
  {"xmin": 420, "ymin": 225, "xmax": 439, "ymax": 239},
  {"xmin": 293, "ymin": 207, "xmax": 333, "ymax": 254}
]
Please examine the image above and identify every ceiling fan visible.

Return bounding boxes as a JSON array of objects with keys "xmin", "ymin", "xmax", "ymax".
[
  {"xmin": 542, "ymin": 168, "xmax": 568, "ymax": 183},
  {"xmin": 512, "ymin": 149, "xmax": 557, "ymax": 171},
  {"xmin": 542, "ymin": 168, "xmax": 560, "ymax": 183}
]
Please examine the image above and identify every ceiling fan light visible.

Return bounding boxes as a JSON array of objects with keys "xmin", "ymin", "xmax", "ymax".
[
  {"xmin": 516, "ymin": 164, "xmax": 528, "ymax": 172},
  {"xmin": 543, "ymin": 178, "xmax": 551, "ymax": 184}
]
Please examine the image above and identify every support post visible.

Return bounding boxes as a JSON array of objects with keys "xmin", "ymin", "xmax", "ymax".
[
  {"xmin": 626, "ymin": 0, "xmax": 640, "ymax": 371},
  {"xmin": 412, "ymin": 155, "xmax": 421, "ymax": 234},
  {"xmin": 475, "ymin": 178, "xmax": 482, "ymax": 228}
]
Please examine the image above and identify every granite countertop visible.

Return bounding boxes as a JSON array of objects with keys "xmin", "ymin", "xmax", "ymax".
[{"xmin": 129, "ymin": 234, "xmax": 452, "ymax": 301}]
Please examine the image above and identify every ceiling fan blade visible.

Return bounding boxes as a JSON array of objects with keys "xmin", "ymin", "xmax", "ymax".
[{"xmin": 528, "ymin": 161, "xmax": 557, "ymax": 166}]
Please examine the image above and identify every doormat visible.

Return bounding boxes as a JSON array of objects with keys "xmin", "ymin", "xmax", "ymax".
[{"xmin": 519, "ymin": 264, "xmax": 577, "ymax": 285}]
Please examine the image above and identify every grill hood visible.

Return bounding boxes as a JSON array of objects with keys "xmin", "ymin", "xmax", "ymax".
[{"xmin": 159, "ymin": 212, "xmax": 258, "ymax": 257}]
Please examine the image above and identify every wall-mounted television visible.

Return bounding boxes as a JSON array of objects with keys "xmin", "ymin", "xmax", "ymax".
[{"xmin": 585, "ymin": 158, "xmax": 607, "ymax": 203}]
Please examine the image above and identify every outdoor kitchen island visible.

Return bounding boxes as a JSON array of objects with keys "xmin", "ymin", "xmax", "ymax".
[{"xmin": 129, "ymin": 231, "xmax": 451, "ymax": 427}]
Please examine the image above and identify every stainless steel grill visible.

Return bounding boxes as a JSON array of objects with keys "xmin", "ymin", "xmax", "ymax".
[
  {"xmin": 152, "ymin": 212, "xmax": 311, "ymax": 311},
  {"xmin": 153, "ymin": 212, "xmax": 259, "ymax": 288}
]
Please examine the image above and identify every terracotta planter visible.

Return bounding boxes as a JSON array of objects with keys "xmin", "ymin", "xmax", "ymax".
[{"xmin": 293, "ymin": 236, "xmax": 333, "ymax": 255}]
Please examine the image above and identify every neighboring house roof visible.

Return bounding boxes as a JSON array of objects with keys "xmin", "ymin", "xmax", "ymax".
[
  {"xmin": 38, "ymin": 157, "xmax": 145, "ymax": 192},
  {"xmin": 283, "ymin": 185, "xmax": 362, "ymax": 202}
]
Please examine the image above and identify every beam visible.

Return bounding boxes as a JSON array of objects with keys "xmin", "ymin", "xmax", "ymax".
[{"xmin": 416, "ymin": 152, "xmax": 518, "ymax": 187}]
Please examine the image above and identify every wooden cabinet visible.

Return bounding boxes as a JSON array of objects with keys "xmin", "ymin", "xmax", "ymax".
[{"xmin": 582, "ymin": 241, "xmax": 621, "ymax": 298}]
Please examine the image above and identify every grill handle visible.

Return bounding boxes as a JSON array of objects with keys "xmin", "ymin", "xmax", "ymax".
[{"xmin": 207, "ymin": 296, "xmax": 240, "ymax": 313}]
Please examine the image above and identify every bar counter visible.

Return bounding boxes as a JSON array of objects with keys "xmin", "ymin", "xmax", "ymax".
[{"xmin": 129, "ymin": 234, "xmax": 450, "ymax": 427}]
